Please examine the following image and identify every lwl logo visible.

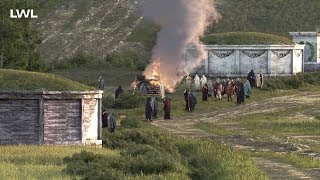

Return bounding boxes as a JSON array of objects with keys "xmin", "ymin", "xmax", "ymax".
[{"xmin": 10, "ymin": 9, "xmax": 38, "ymax": 19}]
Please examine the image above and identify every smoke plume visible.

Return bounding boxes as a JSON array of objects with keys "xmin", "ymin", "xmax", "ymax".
[{"xmin": 142, "ymin": 0, "xmax": 220, "ymax": 92}]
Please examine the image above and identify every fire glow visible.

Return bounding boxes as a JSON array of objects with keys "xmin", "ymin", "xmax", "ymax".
[{"xmin": 140, "ymin": 0, "xmax": 220, "ymax": 93}]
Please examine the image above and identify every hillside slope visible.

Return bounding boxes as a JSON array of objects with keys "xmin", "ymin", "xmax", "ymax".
[
  {"xmin": 35, "ymin": 0, "xmax": 146, "ymax": 61},
  {"xmin": 34, "ymin": 0, "xmax": 320, "ymax": 61}
]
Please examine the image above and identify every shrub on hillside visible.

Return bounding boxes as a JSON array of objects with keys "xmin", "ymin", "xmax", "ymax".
[
  {"xmin": 120, "ymin": 116, "xmax": 142, "ymax": 128},
  {"xmin": 112, "ymin": 91, "xmax": 146, "ymax": 109}
]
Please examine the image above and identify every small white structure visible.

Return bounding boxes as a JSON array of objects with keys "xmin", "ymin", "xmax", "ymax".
[
  {"xmin": 290, "ymin": 32, "xmax": 320, "ymax": 63},
  {"xmin": 186, "ymin": 45, "xmax": 305, "ymax": 77}
]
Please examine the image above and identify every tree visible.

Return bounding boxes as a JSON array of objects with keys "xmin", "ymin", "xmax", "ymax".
[{"xmin": 0, "ymin": 0, "xmax": 46, "ymax": 71}]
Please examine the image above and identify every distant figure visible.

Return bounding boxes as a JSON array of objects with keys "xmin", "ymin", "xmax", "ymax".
[
  {"xmin": 194, "ymin": 74, "xmax": 200, "ymax": 91},
  {"xmin": 256, "ymin": 71, "xmax": 264, "ymax": 89},
  {"xmin": 102, "ymin": 108, "xmax": 108, "ymax": 128},
  {"xmin": 186, "ymin": 74, "xmax": 192, "ymax": 90},
  {"xmin": 200, "ymin": 75, "xmax": 207, "ymax": 88},
  {"xmin": 115, "ymin": 86, "xmax": 124, "ymax": 98},
  {"xmin": 202, "ymin": 83, "xmax": 208, "ymax": 101},
  {"xmin": 216, "ymin": 82, "xmax": 223, "ymax": 101},
  {"xmin": 188, "ymin": 90, "xmax": 197, "ymax": 111},
  {"xmin": 98, "ymin": 76, "xmax": 105, "ymax": 90},
  {"xmin": 145, "ymin": 97, "xmax": 152, "ymax": 122},
  {"xmin": 244, "ymin": 80, "xmax": 251, "ymax": 99},
  {"xmin": 107, "ymin": 112, "xmax": 116, "ymax": 133},
  {"xmin": 140, "ymin": 82, "xmax": 147, "ymax": 94},
  {"xmin": 150, "ymin": 97, "xmax": 158, "ymax": 118},
  {"xmin": 184, "ymin": 89, "xmax": 189, "ymax": 110},
  {"xmin": 236, "ymin": 79, "xmax": 245, "ymax": 104},
  {"xmin": 163, "ymin": 97, "xmax": 171, "ymax": 119},
  {"xmin": 160, "ymin": 83, "xmax": 165, "ymax": 99},
  {"xmin": 226, "ymin": 81, "xmax": 234, "ymax": 101},
  {"xmin": 247, "ymin": 70, "xmax": 256, "ymax": 87},
  {"xmin": 207, "ymin": 80, "xmax": 213, "ymax": 97}
]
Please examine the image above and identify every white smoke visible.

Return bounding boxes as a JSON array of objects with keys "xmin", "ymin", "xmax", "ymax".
[{"xmin": 142, "ymin": 0, "xmax": 220, "ymax": 91}]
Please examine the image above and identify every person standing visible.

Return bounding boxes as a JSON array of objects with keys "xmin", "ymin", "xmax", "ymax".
[
  {"xmin": 244, "ymin": 80, "xmax": 251, "ymax": 99},
  {"xmin": 188, "ymin": 90, "xmax": 197, "ymax": 111},
  {"xmin": 140, "ymin": 82, "xmax": 147, "ymax": 94},
  {"xmin": 145, "ymin": 97, "xmax": 152, "ymax": 122},
  {"xmin": 115, "ymin": 85, "xmax": 124, "ymax": 98},
  {"xmin": 207, "ymin": 80, "xmax": 213, "ymax": 97},
  {"xmin": 163, "ymin": 97, "xmax": 171, "ymax": 119},
  {"xmin": 202, "ymin": 83, "xmax": 208, "ymax": 101},
  {"xmin": 184, "ymin": 89, "xmax": 190, "ymax": 110},
  {"xmin": 151, "ymin": 97, "xmax": 158, "ymax": 119},
  {"xmin": 256, "ymin": 71, "xmax": 264, "ymax": 89},
  {"xmin": 216, "ymin": 82, "xmax": 223, "ymax": 101},
  {"xmin": 247, "ymin": 70, "xmax": 256, "ymax": 87},
  {"xmin": 226, "ymin": 81, "xmax": 234, "ymax": 101},
  {"xmin": 102, "ymin": 108, "xmax": 108, "ymax": 128},
  {"xmin": 186, "ymin": 74, "xmax": 192, "ymax": 90},
  {"xmin": 107, "ymin": 112, "xmax": 116, "ymax": 133},
  {"xmin": 200, "ymin": 75, "xmax": 207, "ymax": 89},
  {"xmin": 194, "ymin": 74, "xmax": 200, "ymax": 91},
  {"xmin": 237, "ymin": 79, "xmax": 245, "ymax": 104}
]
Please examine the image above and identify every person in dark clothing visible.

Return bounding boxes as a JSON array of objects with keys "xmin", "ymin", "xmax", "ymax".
[
  {"xmin": 151, "ymin": 97, "xmax": 158, "ymax": 119},
  {"xmin": 102, "ymin": 109, "xmax": 108, "ymax": 128},
  {"xmin": 115, "ymin": 86, "xmax": 124, "ymax": 98},
  {"xmin": 236, "ymin": 80, "xmax": 245, "ymax": 104},
  {"xmin": 145, "ymin": 97, "xmax": 152, "ymax": 122},
  {"xmin": 107, "ymin": 112, "xmax": 116, "ymax": 133},
  {"xmin": 247, "ymin": 70, "xmax": 256, "ymax": 87},
  {"xmin": 202, "ymin": 83, "xmax": 208, "ymax": 101},
  {"xmin": 184, "ymin": 89, "xmax": 189, "ymax": 110},
  {"xmin": 188, "ymin": 91, "xmax": 197, "ymax": 111},
  {"xmin": 163, "ymin": 97, "xmax": 171, "ymax": 119}
]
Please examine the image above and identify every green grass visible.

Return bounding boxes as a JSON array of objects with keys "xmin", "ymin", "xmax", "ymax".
[
  {"xmin": 98, "ymin": 122, "xmax": 267, "ymax": 180},
  {"xmin": 0, "ymin": 146, "xmax": 118, "ymax": 179},
  {"xmin": 0, "ymin": 69, "xmax": 95, "ymax": 91},
  {"xmin": 196, "ymin": 103, "xmax": 320, "ymax": 169},
  {"xmin": 201, "ymin": 32, "xmax": 294, "ymax": 45},
  {"xmin": 254, "ymin": 151, "xmax": 320, "ymax": 169}
]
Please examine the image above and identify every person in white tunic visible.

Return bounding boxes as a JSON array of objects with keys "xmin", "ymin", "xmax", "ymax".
[
  {"xmin": 194, "ymin": 74, "xmax": 200, "ymax": 91},
  {"xmin": 200, "ymin": 75, "xmax": 207, "ymax": 89}
]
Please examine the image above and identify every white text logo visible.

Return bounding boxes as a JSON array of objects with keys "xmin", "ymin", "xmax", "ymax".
[{"xmin": 10, "ymin": 9, "xmax": 38, "ymax": 19}]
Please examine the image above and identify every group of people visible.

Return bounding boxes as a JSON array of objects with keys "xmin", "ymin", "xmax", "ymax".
[
  {"xmin": 186, "ymin": 70, "xmax": 264, "ymax": 106},
  {"xmin": 145, "ymin": 96, "xmax": 171, "ymax": 122}
]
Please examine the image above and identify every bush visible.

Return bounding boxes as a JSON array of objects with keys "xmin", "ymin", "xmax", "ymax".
[
  {"xmin": 262, "ymin": 72, "xmax": 320, "ymax": 90},
  {"xmin": 120, "ymin": 117, "xmax": 142, "ymax": 129},
  {"xmin": 112, "ymin": 91, "xmax": 146, "ymax": 109}
]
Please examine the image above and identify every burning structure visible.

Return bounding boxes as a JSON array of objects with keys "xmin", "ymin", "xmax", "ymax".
[
  {"xmin": 139, "ymin": 0, "xmax": 220, "ymax": 92},
  {"xmin": 134, "ymin": 59, "xmax": 166, "ymax": 96}
]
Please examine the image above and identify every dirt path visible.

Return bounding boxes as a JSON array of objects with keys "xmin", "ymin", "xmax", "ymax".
[{"xmin": 152, "ymin": 92, "xmax": 320, "ymax": 179}]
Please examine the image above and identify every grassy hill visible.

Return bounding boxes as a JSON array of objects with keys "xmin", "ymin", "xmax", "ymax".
[
  {"xmin": 202, "ymin": 32, "xmax": 294, "ymax": 45},
  {"xmin": 32, "ymin": 0, "xmax": 320, "ymax": 63},
  {"xmin": 0, "ymin": 69, "xmax": 95, "ymax": 91}
]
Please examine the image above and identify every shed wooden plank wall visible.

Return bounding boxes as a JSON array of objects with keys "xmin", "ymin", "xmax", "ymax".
[
  {"xmin": 0, "ymin": 100, "xmax": 39, "ymax": 144},
  {"xmin": 43, "ymin": 100, "xmax": 82, "ymax": 144}
]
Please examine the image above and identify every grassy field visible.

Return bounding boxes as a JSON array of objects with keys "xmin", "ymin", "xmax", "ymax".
[
  {"xmin": 0, "ymin": 146, "xmax": 118, "ymax": 179},
  {"xmin": 195, "ymin": 103, "xmax": 320, "ymax": 169}
]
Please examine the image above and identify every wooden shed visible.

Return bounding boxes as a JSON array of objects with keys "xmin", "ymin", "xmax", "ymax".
[{"xmin": 0, "ymin": 91, "xmax": 103, "ymax": 146}]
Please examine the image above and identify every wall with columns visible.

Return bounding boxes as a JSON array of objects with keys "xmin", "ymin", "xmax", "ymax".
[{"xmin": 186, "ymin": 45, "xmax": 304, "ymax": 77}]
